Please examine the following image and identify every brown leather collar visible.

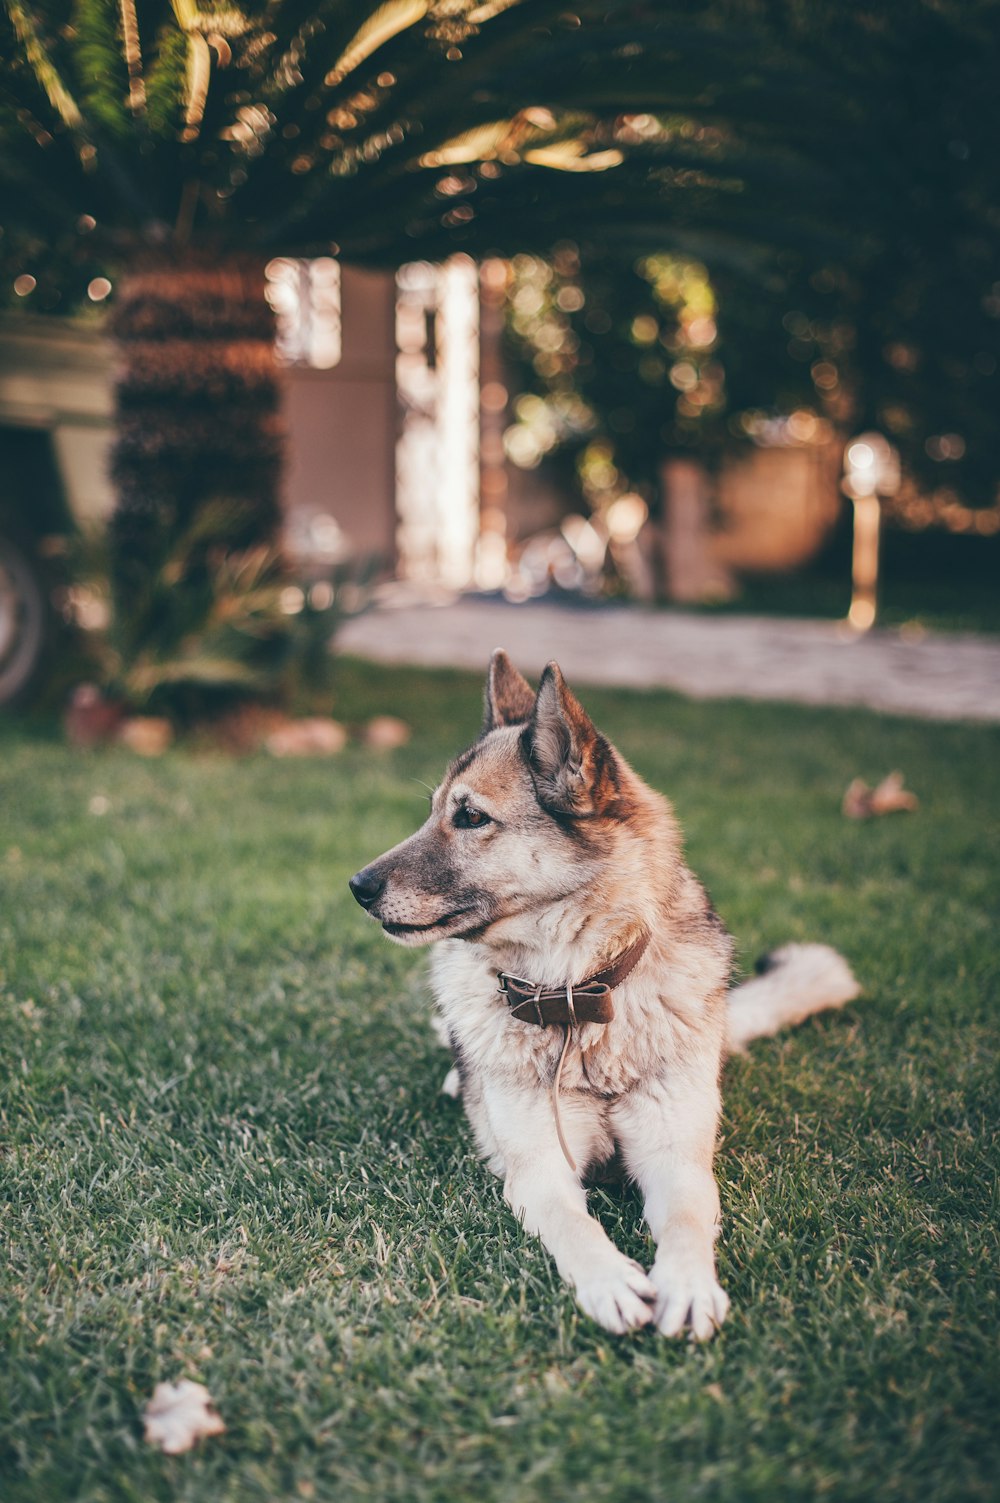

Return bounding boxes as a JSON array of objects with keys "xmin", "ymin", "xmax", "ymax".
[{"xmin": 497, "ymin": 929, "xmax": 651, "ymax": 1028}]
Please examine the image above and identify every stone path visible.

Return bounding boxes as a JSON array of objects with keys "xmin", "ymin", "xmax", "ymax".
[{"xmin": 338, "ymin": 595, "xmax": 1000, "ymax": 723}]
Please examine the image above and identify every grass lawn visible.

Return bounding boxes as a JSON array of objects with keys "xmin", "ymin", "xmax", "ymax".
[{"xmin": 1, "ymin": 659, "xmax": 997, "ymax": 1503}]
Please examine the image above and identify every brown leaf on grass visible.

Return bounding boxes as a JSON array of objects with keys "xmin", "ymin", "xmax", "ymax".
[
  {"xmin": 842, "ymin": 778, "xmax": 874, "ymax": 820},
  {"xmin": 143, "ymin": 1380, "xmax": 225, "ymax": 1454},
  {"xmin": 869, "ymin": 771, "xmax": 919, "ymax": 815},
  {"xmin": 843, "ymin": 771, "xmax": 919, "ymax": 820}
]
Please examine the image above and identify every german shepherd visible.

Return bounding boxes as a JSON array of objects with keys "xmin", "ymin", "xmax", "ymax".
[{"xmin": 349, "ymin": 651, "xmax": 860, "ymax": 1339}]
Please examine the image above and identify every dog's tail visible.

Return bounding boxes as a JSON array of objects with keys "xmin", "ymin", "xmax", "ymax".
[{"xmin": 726, "ymin": 943, "xmax": 861, "ymax": 1053}]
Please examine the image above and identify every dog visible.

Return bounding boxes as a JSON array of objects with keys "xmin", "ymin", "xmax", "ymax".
[{"xmin": 349, "ymin": 650, "xmax": 860, "ymax": 1339}]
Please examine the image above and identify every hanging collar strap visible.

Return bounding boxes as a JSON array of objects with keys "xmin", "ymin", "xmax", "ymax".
[{"xmin": 497, "ymin": 929, "xmax": 651, "ymax": 1028}]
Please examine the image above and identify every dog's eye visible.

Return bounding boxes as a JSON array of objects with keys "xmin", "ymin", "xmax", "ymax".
[{"xmin": 453, "ymin": 805, "xmax": 491, "ymax": 829}]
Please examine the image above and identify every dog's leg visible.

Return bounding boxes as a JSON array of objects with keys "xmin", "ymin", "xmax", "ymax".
[
  {"xmin": 614, "ymin": 1075, "xmax": 729, "ymax": 1341},
  {"xmin": 482, "ymin": 1080, "xmax": 656, "ymax": 1334}
]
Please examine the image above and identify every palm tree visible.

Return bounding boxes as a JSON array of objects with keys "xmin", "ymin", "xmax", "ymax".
[{"xmin": 2, "ymin": 1, "xmax": 998, "ymax": 697}]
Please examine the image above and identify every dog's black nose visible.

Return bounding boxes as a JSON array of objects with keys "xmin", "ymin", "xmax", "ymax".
[{"xmin": 349, "ymin": 868, "xmax": 385, "ymax": 910}]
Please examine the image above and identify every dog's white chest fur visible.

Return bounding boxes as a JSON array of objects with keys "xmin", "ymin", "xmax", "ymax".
[{"xmin": 430, "ymin": 934, "xmax": 728, "ymax": 1114}]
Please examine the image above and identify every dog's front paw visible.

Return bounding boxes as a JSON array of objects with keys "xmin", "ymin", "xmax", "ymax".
[
  {"xmin": 650, "ymin": 1254, "xmax": 729, "ymax": 1341},
  {"xmin": 571, "ymin": 1253, "xmax": 657, "ymax": 1334}
]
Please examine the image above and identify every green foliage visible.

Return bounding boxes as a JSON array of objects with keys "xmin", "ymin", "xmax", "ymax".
[
  {"xmin": 142, "ymin": 23, "xmax": 187, "ymax": 138},
  {"xmin": 4, "ymin": 1, "xmax": 997, "ymax": 507},
  {"xmin": 1, "ymin": 663, "xmax": 997, "ymax": 1501},
  {"xmin": 2, "ymin": 0, "xmax": 1000, "ymax": 516},
  {"xmin": 73, "ymin": 0, "xmax": 130, "ymax": 140},
  {"xmin": 504, "ymin": 245, "xmax": 737, "ymax": 511},
  {"xmin": 76, "ymin": 502, "xmax": 378, "ymax": 717}
]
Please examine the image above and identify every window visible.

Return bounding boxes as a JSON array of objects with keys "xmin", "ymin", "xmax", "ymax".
[{"xmin": 265, "ymin": 257, "xmax": 342, "ymax": 369}]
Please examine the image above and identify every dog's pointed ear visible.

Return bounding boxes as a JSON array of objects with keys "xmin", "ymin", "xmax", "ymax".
[
  {"xmin": 482, "ymin": 649, "xmax": 535, "ymax": 732},
  {"xmin": 526, "ymin": 662, "xmax": 626, "ymax": 818}
]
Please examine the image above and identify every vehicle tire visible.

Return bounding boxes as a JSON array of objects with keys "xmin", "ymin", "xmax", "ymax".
[{"xmin": 0, "ymin": 532, "xmax": 48, "ymax": 706}]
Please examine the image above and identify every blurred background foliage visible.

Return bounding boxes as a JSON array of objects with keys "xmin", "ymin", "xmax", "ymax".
[{"xmin": 2, "ymin": 0, "xmax": 999, "ymax": 709}]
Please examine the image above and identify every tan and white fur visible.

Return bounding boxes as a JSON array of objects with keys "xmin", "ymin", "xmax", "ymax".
[{"xmin": 349, "ymin": 651, "xmax": 860, "ymax": 1339}]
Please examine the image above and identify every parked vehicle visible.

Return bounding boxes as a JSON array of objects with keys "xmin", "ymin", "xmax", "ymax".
[
  {"xmin": 0, "ymin": 314, "xmax": 114, "ymax": 706},
  {"xmin": 0, "ymin": 529, "xmax": 48, "ymax": 704},
  {"xmin": 0, "ymin": 425, "xmax": 78, "ymax": 705}
]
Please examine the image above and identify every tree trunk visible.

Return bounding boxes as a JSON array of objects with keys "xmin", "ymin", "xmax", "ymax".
[{"xmin": 107, "ymin": 251, "xmax": 284, "ymax": 668}]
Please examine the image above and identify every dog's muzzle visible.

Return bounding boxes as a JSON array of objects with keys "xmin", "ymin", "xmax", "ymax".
[{"xmin": 348, "ymin": 868, "xmax": 385, "ymax": 910}]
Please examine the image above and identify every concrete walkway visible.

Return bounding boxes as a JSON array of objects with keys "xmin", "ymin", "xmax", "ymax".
[{"xmin": 338, "ymin": 595, "xmax": 1000, "ymax": 723}]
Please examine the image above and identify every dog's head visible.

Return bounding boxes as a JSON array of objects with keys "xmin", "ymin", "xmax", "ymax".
[{"xmin": 348, "ymin": 650, "xmax": 638, "ymax": 946}]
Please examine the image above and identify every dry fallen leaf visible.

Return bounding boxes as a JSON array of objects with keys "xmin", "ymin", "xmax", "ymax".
[
  {"xmin": 143, "ymin": 1380, "xmax": 225, "ymax": 1454},
  {"xmin": 842, "ymin": 778, "xmax": 873, "ymax": 820},
  {"xmin": 869, "ymin": 770, "xmax": 919, "ymax": 815},
  {"xmin": 843, "ymin": 770, "xmax": 919, "ymax": 820}
]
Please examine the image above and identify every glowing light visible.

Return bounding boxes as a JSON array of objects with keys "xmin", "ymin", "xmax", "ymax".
[
  {"xmin": 308, "ymin": 514, "xmax": 346, "ymax": 561},
  {"xmin": 309, "ymin": 581, "xmax": 335, "ymax": 610},
  {"xmin": 13, "ymin": 274, "xmax": 36, "ymax": 296},
  {"xmin": 669, "ymin": 361, "xmax": 698, "ymax": 391},
  {"xmin": 504, "ymin": 425, "xmax": 541, "ymax": 468},
  {"xmin": 561, "ymin": 514, "xmax": 606, "ymax": 572},
  {"xmin": 848, "ymin": 598, "xmax": 876, "ymax": 631},
  {"xmin": 87, "ymin": 277, "xmax": 112, "ymax": 301},
  {"xmin": 631, "ymin": 315, "xmax": 658, "ymax": 344},
  {"xmin": 480, "ymin": 258, "xmax": 508, "ymax": 292},
  {"xmin": 847, "ymin": 442, "xmax": 875, "ymax": 470},
  {"xmin": 846, "ymin": 493, "xmax": 881, "ymax": 633},
  {"xmin": 686, "ymin": 316, "xmax": 717, "ymax": 348},
  {"xmin": 925, "ymin": 433, "xmax": 966, "ymax": 461},
  {"xmin": 279, "ymin": 586, "xmax": 305, "ymax": 615},
  {"xmin": 844, "ymin": 432, "xmax": 900, "ymax": 499},
  {"xmin": 436, "ymin": 173, "xmax": 472, "ymax": 196},
  {"xmin": 606, "ymin": 494, "xmax": 648, "ymax": 543},
  {"xmin": 786, "ymin": 410, "xmax": 818, "ymax": 443},
  {"xmin": 266, "ymin": 258, "xmax": 341, "ymax": 369},
  {"xmin": 556, "ymin": 285, "xmax": 584, "ymax": 312},
  {"xmin": 480, "ymin": 381, "xmax": 508, "ymax": 413}
]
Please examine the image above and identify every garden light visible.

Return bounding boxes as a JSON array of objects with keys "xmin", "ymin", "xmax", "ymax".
[{"xmin": 842, "ymin": 431, "xmax": 900, "ymax": 632}]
